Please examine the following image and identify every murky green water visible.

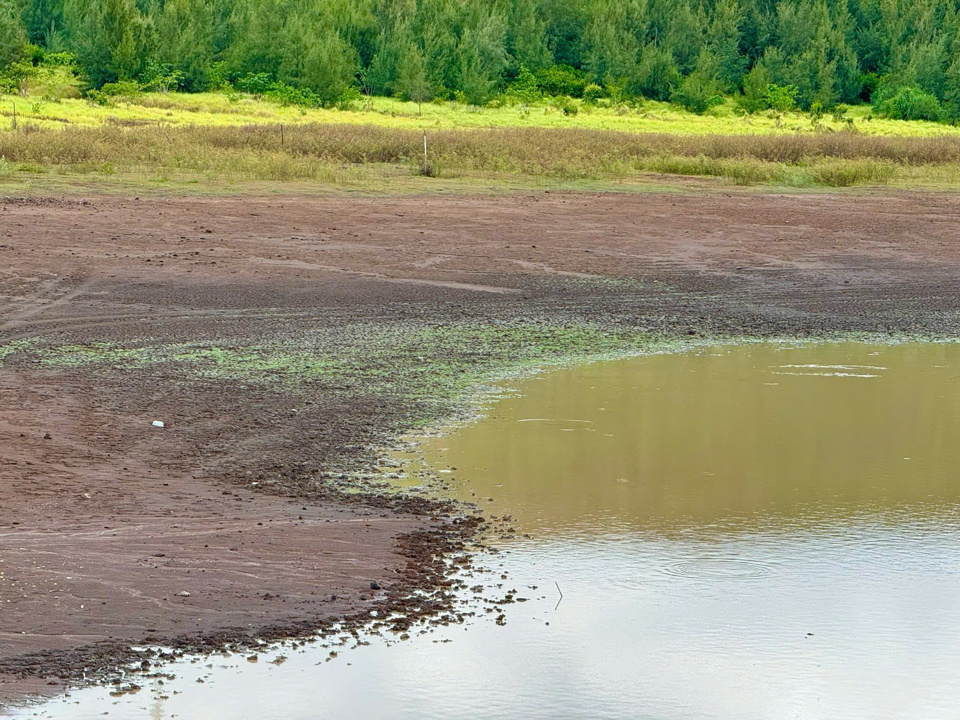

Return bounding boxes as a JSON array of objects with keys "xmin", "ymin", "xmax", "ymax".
[
  {"xmin": 434, "ymin": 342, "xmax": 960, "ymax": 532},
  {"xmin": 13, "ymin": 343, "xmax": 960, "ymax": 719}
]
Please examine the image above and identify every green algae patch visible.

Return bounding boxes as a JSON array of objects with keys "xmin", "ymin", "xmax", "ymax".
[
  {"xmin": 9, "ymin": 321, "xmax": 690, "ymax": 415},
  {"xmin": 12, "ymin": 324, "xmax": 951, "ymax": 413}
]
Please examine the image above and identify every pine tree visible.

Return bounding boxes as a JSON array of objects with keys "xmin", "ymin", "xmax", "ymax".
[
  {"xmin": 62, "ymin": 0, "xmax": 148, "ymax": 85},
  {"xmin": 706, "ymin": 0, "xmax": 746, "ymax": 91},
  {"xmin": 509, "ymin": 0, "xmax": 551, "ymax": 70},
  {"xmin": 156, "ymin": 0, "xmax": 214, "ymax": 90},
  {"xmin": 906, "ymin": 41, "xmax": 948, "ymax": 98},
  {"xmin": 581, "ymin": 0, "xmax": 640, "ymax": 87},
  {"xmin": 397, "ymin": 44, "xmax": 432, "ymax": 112},
  {"xmin": 365, "ymin": 0, "xmax": 416, "ymax": 95},
  {"xmin": 664, "ymin": 0, "xmax": 704, "ymax": 75},
  {"xmin": 635, "ymin": 42, "xmax": 679, "ymax": 100},
  {"xmin": 226, "ymin": 0, "xmax": 286, "ymax": 79},
  {"xmin": 300, "ymin": 31, "xmax": 358, "ymax": 106},
  {"xmin": 739, "ymin": 63, "xmax": 771, "ymax": 112},
  {"xmin": 456, "ymin": 2, "xmax": 508, "ymax": 104},
  {"xmin": 22, "ymin": 0, "xmax": 63, "ymax": 46},
  {"xmin": 942, "ymin": 54, "xmax": 960, "ymax": 121},
  {"xmin": 0, "ymin": 0, "xmax": 25, "ymax": 69},
  {"xmin": 415, "ymin": 0, "xmax": 460, "ymax": 96}
]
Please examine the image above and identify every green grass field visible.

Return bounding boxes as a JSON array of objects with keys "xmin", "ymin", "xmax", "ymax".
[
  {"xmin": 3, "ymin": 90, "xmax": 958, "ymax": 137},
  {"xmin": 4, "ymin": 88, "xmax": 960, "ymax": 194}
]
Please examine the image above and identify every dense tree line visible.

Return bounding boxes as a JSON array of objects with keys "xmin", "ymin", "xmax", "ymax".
[{"xmin": 3, "ymin": 0, "xmax": 960, "ymax": 119}]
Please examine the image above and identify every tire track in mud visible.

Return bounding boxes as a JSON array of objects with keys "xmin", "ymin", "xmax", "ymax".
[{"xmin": 0, "ymin": 277, "xmax": 95, "ymax": 332}]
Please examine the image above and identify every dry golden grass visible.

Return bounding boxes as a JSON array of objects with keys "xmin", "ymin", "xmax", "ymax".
[{"xmin": 3, "ymin": 123, "xmax": 960, "ymax": 188}]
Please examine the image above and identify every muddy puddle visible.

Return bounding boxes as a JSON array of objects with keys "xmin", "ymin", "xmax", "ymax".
[{"xmin": 11, "ymin": 342, "xmax": 960, "ymax": 719}]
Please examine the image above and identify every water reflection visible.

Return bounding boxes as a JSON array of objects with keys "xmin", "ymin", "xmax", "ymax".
[{"xmin": 13, "ymin": 343, "xmax": 960, "ymax": 719}]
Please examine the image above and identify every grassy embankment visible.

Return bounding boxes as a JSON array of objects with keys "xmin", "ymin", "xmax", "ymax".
[{"xmin": 5, "ymin": 91, "xmax": 960, "ymax": 192}]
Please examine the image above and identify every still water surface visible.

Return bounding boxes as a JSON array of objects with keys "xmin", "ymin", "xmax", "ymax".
[{"xmin": 14, "ymin": 343, "xmax": 960, "ymax": 719}]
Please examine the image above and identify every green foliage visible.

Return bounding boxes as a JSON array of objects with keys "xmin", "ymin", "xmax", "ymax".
[
  {"xmin": 670, "ymin": 52, "xmax": 723, "ymax": 114},
  {"xmin": 62, "ymin": 0, "xmax": 150, "ymax": 86},
  {"xmin": 874, "ymin": 85, "xmax": 943, "ymax": 122},
  {"xmin": 738, "ymin": 65, "xmax": 770, "ymax": 113},
  {"xmin": 0, "ymin": 0, "xmax": 26, "ymax": 69},
  {"xmin": 0, "ymin": 49, "xmax": 80, "ymax": 96},
  {"xmin": 296, "ymin": 31, "xmax": 358, "ymax": 107},
  {"xmin": 534, "ymin": 65, "xmax": 587, "ymax": 98},
  {"xmin": 552, "ymin": 95, "xmax": 580, "ymax": 115},
  {"xmin": 233, "ymin": 71, "xmax": 339, "ymax": 108},
  {"xmin": 858, "ymin": 72, "xmax": 880, "ymax": 102},
  {"xmin": 705, "ymin": 0, "xmax": 745, "ymax": 92},
  {"xmin": 84, "ymin": 88, "xmax": 110, "ymax": 105},
  {"xmin": 8, "ymin": 0, "xmax": 960, "ymax": 126},
  {"xmin": 0, "ymin": 59, "xmax": 30, "ymax": 94},
  {"xmin": 141, "ymin": 62, "xmax": 184, "ymax": 93},
  {"xmin": 766, "ymin": 83, "xmax": 798, "ymax": 112},
  {"xmin": 99, "ymin": 79, "xmax": 143, "ymax": 105},
  {"xmin": 508, "ymin": 0, "xmax": 551, "ymax": 71},
  {"xmin": 634, "ymin": 43, "xmax": 679, "ymax": 101},
  {"xmin": 397, "ymin": 46, "xmax": 432, "ymax": 111},
  {"xmin": 266, "ymin": 81, "xmax": 319, "ymax": 108},
  {"xmin": 503, "ymin": 64, "xmax": 542, "ymax": 103},
  {"xmin": 235, "ymin": 73, "xmax": 273, "ymax": 97},
  {"xmin": 944, "ymin": 59, "xmax": 960, "ymax": 123},
  {"xmin": 583, "ymin": 83, "xmax": 605, "ymax": 103},
  {"xmin": 154, "ymin": 0, "xmax": 214, "ymax": 90},
  {"xmin": 581, "ymin": 0, "xmax": 640, "ymax": 88},
  {"xmin": 456, "ymin": 4, "xmax": 509, "ymax": 105}
]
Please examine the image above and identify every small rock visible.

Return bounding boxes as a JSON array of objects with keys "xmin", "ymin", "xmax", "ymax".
[
  {"xmin": 177, "ymin": 591, "xmax": 191, "ymax": 597},
  {"xmin": 369, "ymin": 581, "xmax": 381, "ymax": 590}
]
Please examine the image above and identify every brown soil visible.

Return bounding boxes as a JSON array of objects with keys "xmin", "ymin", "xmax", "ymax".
[{"xmin": 3, "ymin": 189, "xmax": 960, "ymax": 705}]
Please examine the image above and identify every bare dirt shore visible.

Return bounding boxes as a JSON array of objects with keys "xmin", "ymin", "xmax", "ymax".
[{"xmin": 3, "ymin": 189, "xmax": 960, "ymax": 704}]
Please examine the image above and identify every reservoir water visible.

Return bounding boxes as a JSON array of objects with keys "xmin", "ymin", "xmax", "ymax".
[{"xmin": 13, "ymin": 343, "xmax": 960, "ymax": 719}]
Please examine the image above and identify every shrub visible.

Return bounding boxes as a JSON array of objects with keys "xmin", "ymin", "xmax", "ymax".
[
  {"xmin": 670, "ymin": 72, "xmax": 723, "ymax": 114},
  {"xmin": 206, "ymin": 62, "xmax": 230, "ymax": 91},
  {"xmin": 738, "ymin": 66, "xmax": 771, "ymax": 114},
  {"xmin": 583, "ymin": 83, "xmax": 605, "ymax": 104},
  {"xmin": 858, "ymin": 72, "xmax": 881, "ymax": 102},
  {"xmin": 336, "ymin": 86, "xmax": 362, "ymax": 110},
  {"xmin": 235, "ymin": 73, "xmax": 274, "ymax": 98},
  {"xmin": 140, "ymin": 62, "xmax": 184, "ymax": 93},
  {"xmin": 551, "ymin": 95, "xmax": 579, "ymax": 115},
  {"xmin": 809, "ymin": 159, "xmax": 894, "ymax": 186},
  {"xmin": 0, "ymin": 59, "xmax": 32, "ymax": 95},
  {"xmin": 502, "ymin": 65, "xmax": 541, "ymax": 104},
  {"xmin": 100, "ymin": 80, "xmax": 143, "ymax": 105},
  {"xmin": 765, "ymin": 84, "xmax": 798, "ymax": 112},
  {"xmin": 265, "ymin": 82, "xmax": 319, "ymax": 108},
  {"xmin": 84, "ymin": 88, "xmax": 110, "ymax": 106},
  {"xmin": 533, "ymin": 65, "xmax": 586, "ymax": 98},
  {"xmin": 874, "ymin": 85, "xmax": 943, "ymax": 122}
]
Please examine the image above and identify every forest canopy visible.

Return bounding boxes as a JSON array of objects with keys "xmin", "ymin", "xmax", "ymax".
[{"xmin": 2, "ymin": 0, "xmax": 960, "ymax": 121}]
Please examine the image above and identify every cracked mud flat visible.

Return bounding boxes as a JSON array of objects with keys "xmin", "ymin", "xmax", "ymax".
[{"xmin": 2, "ymin": 189, "xmax": 960, "ymax": 705}]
